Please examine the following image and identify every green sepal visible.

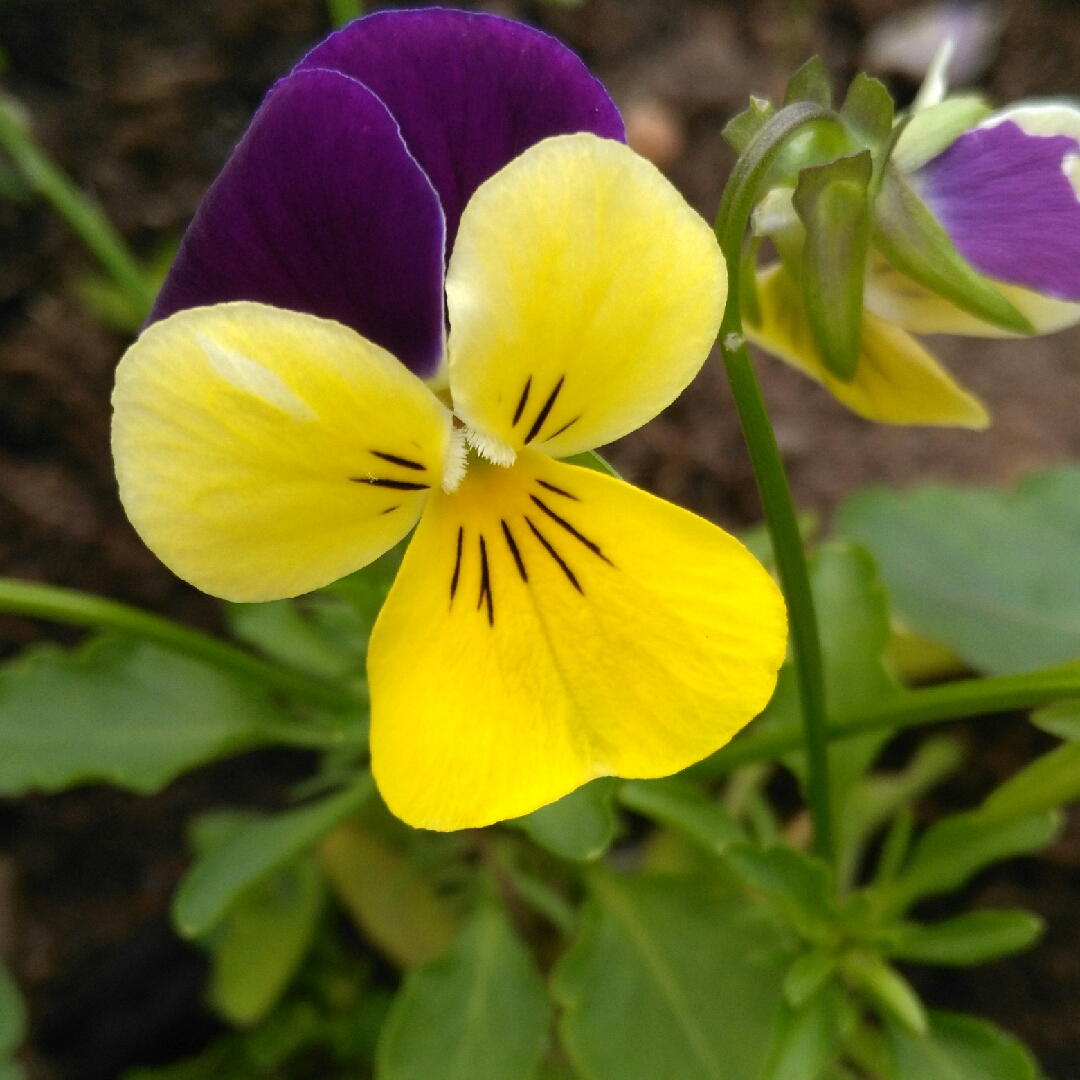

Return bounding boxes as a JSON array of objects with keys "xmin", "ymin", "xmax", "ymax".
[
  {"xmin": 840, "ymin": 74, "xmax": 894, "ymax": 151},
  {"xmin": 842, "ymin": 952, "xmax": 927, "ymax": 1034},
  {"xmin": 784, "ymin": 56, "xmax": 832, "ymax": 109},
  {"xmin": 892, "ymin": 94, "xmax": 993, "ymax": 173},
  {"xmin": 881, "ymin": 910, "xmax": 1044, "ymax": 967},
  {"xmin": 793, "ymin": 150, "xmax": 873, "ymax": 381},
  {"xmin": 724, "ymin": 96, "xmax": 776, "ymax": 153},
  {"xmin": 872, "ymin": 165, "xmax": 1033, "ymax": 334}
]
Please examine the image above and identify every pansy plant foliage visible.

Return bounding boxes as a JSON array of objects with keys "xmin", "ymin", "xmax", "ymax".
[{"xmin": 111, "ymin": 10, "xmax": 787, "ymax": 831}]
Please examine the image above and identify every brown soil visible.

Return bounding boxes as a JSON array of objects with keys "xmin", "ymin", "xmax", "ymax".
[{"xmin": 0, "ymin": 0, "xmax": 1077, "ymax": 1076}]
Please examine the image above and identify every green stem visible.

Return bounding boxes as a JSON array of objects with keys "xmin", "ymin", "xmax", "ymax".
[
  {"xmin": 0, "ymin": 96, "xmax": 155, "ymax": 315},
  {"xmin": 0, "ymin": 577, "xmax": 359, "ymax": 710},
  {"xmin": 693, "ymin": 663, "xmax": 1080, "ymax": 776},
  {"xmin": 715, "ymin": 103, "xmax": 841, "ymax": 861}
]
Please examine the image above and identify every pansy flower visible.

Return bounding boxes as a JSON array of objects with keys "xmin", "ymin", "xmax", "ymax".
[
  {"xmin": 111, "ymin": 10, "xmax": 787, "ymax": 831},
  {"xmin": 746, "ymin": 84, "xmax": 1080, "ymax": 428}
]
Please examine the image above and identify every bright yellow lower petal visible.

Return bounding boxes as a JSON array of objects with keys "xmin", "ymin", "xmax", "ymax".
[
  {"xmin": 747, "ymin": 265, "xmax": 989, "ymax": 429},
  {"xmin": 864, "ymin": 255, "xmax": 1080, "ymax": 338},
  {"xmin": 445, "ymin": 133, "xmax": 726, "ymax": 461},
  {"xmin": 368, "ymin": 451, "xmax": 786, "ymax": 831},
  {"xmin": 112, "ymin": 302, "xmax": 455, "ymax": 602}
]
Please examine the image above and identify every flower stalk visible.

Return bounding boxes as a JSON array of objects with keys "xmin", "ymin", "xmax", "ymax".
[
  {"xmin": 693, "ymin": 661, "xmax": 1080, "ymax": 776},
  {"xmin": 715, "ymin": 103, "xmax": 845, "ymax": 862}
]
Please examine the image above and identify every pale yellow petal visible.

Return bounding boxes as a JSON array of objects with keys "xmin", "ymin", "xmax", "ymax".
[
  {"xmin": 747, "ymin": 265, "xmax": 989, "ymax": 428},
  {"xmin": 865, "ymin": 254, "xmax": 1080, "ymax": 337},
  {"xmin": 368, "ymin": 451, "xmax": 786, "ymax": 831},
  {"xmin": 112, "ymin": 302, "xmax": 456, "ymax": 602},
  {"xmin": 445, "ymin": 133, "xmax": 726, "ymax": 461}
]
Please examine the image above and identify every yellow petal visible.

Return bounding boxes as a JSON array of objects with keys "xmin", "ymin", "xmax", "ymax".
[
  {"xmin": 445, "ymin": 133, "xmax": 726, "ymax": 462},
  {"xmin": 747, "ymin": 265, "xmax": 989, "ymax": 429},
  {"xmin": 368, "ymin": 450, "xmax": 786, "ymax": 831},
  {"xmin": 865, "ymin": 255, "xmax": 1080, "ymax": 338},
  {"xmin": 112, "ymin": 302, "xmax": 456, "ymax": 602}
]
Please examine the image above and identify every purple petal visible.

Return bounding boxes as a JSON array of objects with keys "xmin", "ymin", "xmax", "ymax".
[
  {"xmin": 150, "ymin": 69, "xmax": 446, "ymax": 377},
  {"xmin": 297, "ymin": 9, "xmax": 625, "ymax": 251},
  {"xmin": 915, "ymin": 120, "xmax": 1080, "ymax": 301}
]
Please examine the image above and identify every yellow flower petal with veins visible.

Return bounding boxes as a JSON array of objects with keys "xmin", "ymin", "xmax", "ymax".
[
  {"xmin": 111, "ymin": 136, "xmax": 786, "ymax": 832},
  {"xmin": 368, "ymin": 451, "xmax": 786, "ymax": 831},
  {"xmin": 747, "ymin": 265, "xmax": 989, "ymax": 429},
  {"xmin": 112, "ymin": 303, "xmax": 455, "ymax": 602},
  {"xmin": 446, "ymin": 133, "xmax": 726, "ymax": 463}
]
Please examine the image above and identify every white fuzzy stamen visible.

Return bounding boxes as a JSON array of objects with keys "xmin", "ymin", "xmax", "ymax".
[
  {"xmin": 441, "ymin": 427, "xmax": 468, "ymax": 493},
  {"xmin": 197, "ymin": 333, "xmax": 317, "ymax": 422},
  {"xmin": 465, "ymin": 427, "xmax": 516, "ymax": 468}
]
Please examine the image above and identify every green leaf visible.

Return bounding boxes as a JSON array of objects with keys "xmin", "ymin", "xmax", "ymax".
[
  {"xmin": 760, "ymin": 983, "xmax": 848, "ymax": 1080},
  {"xmin": 872, "ymin": 165, "xmax": 1032, "ymax": 333},
  {"xmin": 886, "ymin": 1010, "xmax": 1039, "ymax": 1080},
  {"xmin": 784, "ymin": 57, "xmax": 832, "ymax": 108},
  {"xmin": 0, "ymin": 636, "xmax": 288, "ymax": 796},
  {"xmin": 319, "ymin": 541, "xmax": 405, "ymax": 632},
  {"xmin": 883, "ymin": 910, "xmax": 1044, "ymax": 966},
  {"xmin": 553, "ymin": 871, "xmax": 797, "ymax": 1080},
  {"xmin": 209, "ymin": 857, "xmax": 324, "ymax": 1025},
  {"xmin": 841, "ymin": 74, "xmax": 894, "ymax": 151},
  {"xmin": 318, "ymin": 819, "xmax": 458, "ymax": 967},
  {"xmin": 724, "ymin": 844, "xmax": 835, "ymax": 940},
  {"xmin": 618, "ymin": 777, "xmax": 746, "ymax": 855},
  {"xmin": 0, "ymin": 1064, "xmax": 24, "ymax": 1080},
  {"xmin": 784, "ymin": 949, "xmax": 838, "ymax": 1009},
  {"xmin": 839, "ymin": 736, "xmax": 964, "ymax": 891},
  {"xmin": 0, "ymin": 959, "xmax": 24, "ymax": 1057},
  {"xmin": 842, "ymin": 952, "xmax": 926, "ymax": 1034},
  {"xmin": 793, "ymin": 151, "xmax": 872, "ymax": 381},
  {"xmin": 225, "ymin": 594, "xmax": 366, "ymax": 682},
  {"xmin": 724, "ymin": 96, "xmax": 776, "ymax": 153},
  {"xmin": 875, "ymin": 811, "xmax": 1060, "ymax": 917},
  {"xmin": 891, "ymin": 95, "xmax": 993, "ymax": 173},
  {"xmin": 377, "ymin": 904, "xmax": 551, "ymax": 1080},
  {"xmin": 980, "ymin": 740, "xmax": 1080, "ymax": 823},
  {"xmin": 1031, "ymin": 698, "xmax": 1080, "ymax": 741},
  {"xmin": 173, "ymin": 773, "xmax": 375, "ymax": 937},
  {"xmin": 836, "ymin": 468, "xmax": 1080, "ymax": 674},
  {"xmin": 875, "ymin": 807, "xmax": 914, "ymax": 885},
  {"xmin": 514, "ymin": 778, "xmax": 619, "ymax": 862}
]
